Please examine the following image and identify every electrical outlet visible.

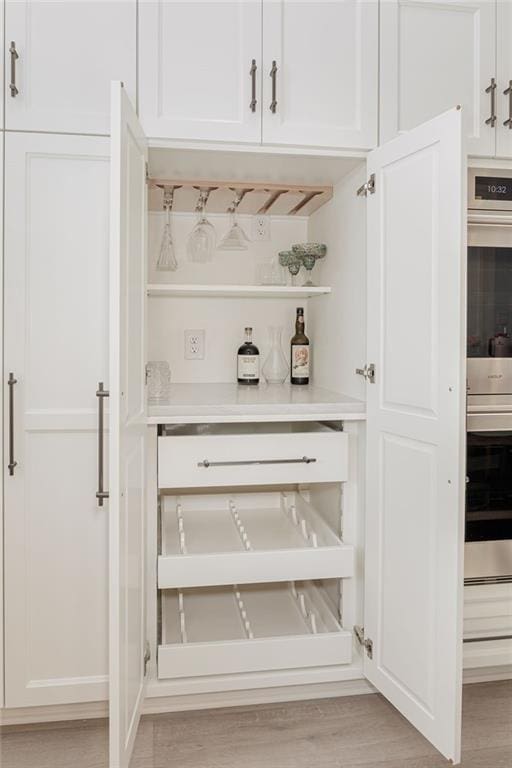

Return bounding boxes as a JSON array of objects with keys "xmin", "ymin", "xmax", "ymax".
[
  {"xmin": 184, "ymin": 329, "xmax": 205, "ymax": 360},
  {"xmin": 252, "ymin": 214, "xmax": 271, "ymax": 241}
]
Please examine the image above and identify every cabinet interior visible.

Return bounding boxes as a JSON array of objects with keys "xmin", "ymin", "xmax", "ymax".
[{"xmin": 147, "ymin": 146, "xmax": 367, "ymax": 399}]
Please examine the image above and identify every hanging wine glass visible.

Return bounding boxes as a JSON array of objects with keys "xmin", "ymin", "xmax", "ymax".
[
  {"xmin": 187, "ymin": 188, "xmax": 216, "ymax": 263},
  {"xmin": 156, "ymin": 186, "xmax": 178, "ymax": 272},
  {"xmin": 218, "ymin": 189, "xmax": 251, "ymax": 251}
]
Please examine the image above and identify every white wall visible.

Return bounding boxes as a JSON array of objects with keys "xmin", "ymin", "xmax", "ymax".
[
  {"xmin": 307, "ymin": 164, "xmax": 367, "ymax": 400},
  {"xmin": 147, "ymin": 213, "xmax": 309, "ymax": 383}
]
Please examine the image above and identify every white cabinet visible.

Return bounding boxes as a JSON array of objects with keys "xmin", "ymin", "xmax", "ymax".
[
  {"xmin": 111, "ymin": 82, "xmax": 467, "ymax": 767},
  {"xmin": 138, "ymin": 0, "xmax": 378, "ymax": 149},
  {"xmin": 380, "ymin": 0, "xmax": 496, "ymax": 156},
  {"xmin": 4, "ymin": 1, "xmax": 136, "ymax": 134},
  {"xmin": 262, "ymin": 0, "xmax": 378, "ymax": 149},
  {"xmin": 497, "ymin": 0, "xmax": 512, "ymax": 157},
  {"xmin": 3, "ymin": 132, "xmax": 110, "ymax": 707},
  {"xmin": 138, "ymin": 0, "xmax": 262, "ymax": 143}
]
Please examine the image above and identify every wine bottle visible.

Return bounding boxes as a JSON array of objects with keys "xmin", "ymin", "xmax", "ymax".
[
  {"xmin": 237, "ymin": 327, "xmax": 260, "ymax": 385},
  {"xmin": 290, "ymin": 307, "xmax": 310, "ymax": 385}
]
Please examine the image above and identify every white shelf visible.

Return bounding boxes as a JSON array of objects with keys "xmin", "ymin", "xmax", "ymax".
[
  {"xmin": 146, "ymin": 283, "xmax": 331, "ymax": 299},
  {"xmin": 158, "ymin": 491, "xmax": 354, "ymax": 589},
  {"xmin": 158, "ymin": 581, "xmax": 352, "ymax": 680},
  {"xmin": 147, "ymin": 383, "xmax": 366, "ymax": 424}
]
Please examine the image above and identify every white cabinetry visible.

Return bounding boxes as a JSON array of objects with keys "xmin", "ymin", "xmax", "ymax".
[
  {"xmin": 262, "ymin": 0, "xmax": 378, "ymax": 149},
  {"xmin": 138, "ymin": 0, "xmax": 262, "ymax": 143},
  {"xmin": 3, "ymin": 133, "xmax": 110, "ymax": 707},
  {"xmin": 138, "ymin": 0, "xmax": 378, "ymax": 149},
  {"xmin": 380, "ymin": 0, "xmax": 495, "ymax": 156},
  {"xmin": 4, "ymin": 1, "xmax": 136, "ymax": 134},
  {"xmin": 497, "ymin": 0, "xmax": 512, "ymax": 157},
  {"xmin": 111, "ymin": 81, "xmax": 467, "ymax": 767}
]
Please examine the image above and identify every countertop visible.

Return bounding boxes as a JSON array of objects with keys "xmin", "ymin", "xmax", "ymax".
[{"xmin": 147, "ymin": 383, "xmax": 366, "ymax": 424}]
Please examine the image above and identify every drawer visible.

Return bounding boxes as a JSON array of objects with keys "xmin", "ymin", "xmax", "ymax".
[
  {"xmin": 158, "ymin": 581, "xmax": 352, "ymax": 680},
  {"xmin": 158, "ymin": 423, "xmax": 348, "ymax": 489},
  {"xmin": 158, "ymin": 490, "xmax": 354, "ymax": 589}
]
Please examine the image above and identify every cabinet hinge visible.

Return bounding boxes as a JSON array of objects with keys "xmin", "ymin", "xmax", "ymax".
[
  {"xmin": 354, "ymin": 625, "xmax": 373, "ymax": 659},
  {"xmin": 355, "ymin": 363, "xmax": 376, "ymax": 383},
  {"xmin": 356, "ymin": 173, "xmax": 375, "ymax": 197},
  {"xmin": 144, "ymin": 641, "xmax": 151, "ymax": 676}
]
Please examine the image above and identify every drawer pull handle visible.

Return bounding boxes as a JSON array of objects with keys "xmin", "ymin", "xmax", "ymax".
[
  {"xmin": 198, "ymin": 456, "xmax": 317, "ymax": 468},
  {"xmin": 8, "ymin": 372, "xmax": 17, "ymax": 475},
  {"xmin": 9, "ymin": 41, "xmax": 19, "ymax": 97},
  {"xmin": 96, "ymin": 382, "xmax": 109, "ymax": 506},
  {"xmin": 485, "ymin": 78, "xmax": 497, "ymax": 127}
]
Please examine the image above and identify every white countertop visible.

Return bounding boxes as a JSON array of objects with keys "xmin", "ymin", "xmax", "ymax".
[{"xmin": 147, "ymin": 383, "xmax": 366, "ymax": 424}]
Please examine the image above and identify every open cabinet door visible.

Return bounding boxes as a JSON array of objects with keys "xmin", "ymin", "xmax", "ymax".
[
  {"xmin": 364, "ymin": 108, "xmax": 466, "ymax": 763},
  {"xmin": 109, "ymin": 82, "xmax": 148, "ymax": 768}
]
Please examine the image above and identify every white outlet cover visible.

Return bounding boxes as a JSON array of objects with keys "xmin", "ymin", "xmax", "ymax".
[
  {"xmin": 184, "ymin": 329, "xmax": 205, "ymax": 360},
  {"xmin": 251, "ymin": 214, "xmax": 270, "ymax": 242}
]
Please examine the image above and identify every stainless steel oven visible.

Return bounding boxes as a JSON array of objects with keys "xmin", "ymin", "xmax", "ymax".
[
  {"xmin": 465, "ymin": 410, "xmax": 512, "ymax": 582},
  {"xmin": 466, "ymin": 169, "xmax": 512, "ymax": 584}
]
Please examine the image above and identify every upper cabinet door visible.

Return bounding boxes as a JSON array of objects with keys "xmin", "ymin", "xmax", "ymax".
[
  {"xmin": 497, "ymin": 0, "xmax": 512, "ymax": 158},
  {"xmin": 109, "ymin": 83, "xmax": 148, "ymax": 768},
  {"xmin": 5, "ymin": 1, "xmax": 136, "ymax": 135},
  {"xmin": 380, "ymin": 0, "xmax": 496, "ymax": 157},
  {"xmin": 261, "ymin": 0, "xmax": 378, "ymax": 149},
  {"xmin": 364, "ymin": 109, "xmax": 466, "ymax": 762},
  {"xmin": 139, "ymin": 1, "xmax": 262, "ymax": 143}
]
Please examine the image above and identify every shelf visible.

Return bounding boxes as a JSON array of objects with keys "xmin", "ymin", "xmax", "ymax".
[
  {"xmin": 147, "ymin": 283, "xmax": 331, "ymax": 299},
  {"xmin": 158, "ymin": 490, "xmax": 354, "ymax": 589},
  {"xmin": 158, "ymin": 581, "xmax": 352, "ymax": 680},
  {"xmin": 147, "ymin": 179, "xmax": 333, "ymax": 217},
  {"xmin": 147, "ymin": 383, "xmax": 366, "ymax": 424}
]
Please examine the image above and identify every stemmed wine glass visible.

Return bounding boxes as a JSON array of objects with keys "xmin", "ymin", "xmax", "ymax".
[
  {"xmin": 156, "ymin": 186, "xmax": 178, "ymax": 272},
  {"xmin": 292, "ymin": 243, "xmax": 327, "ymax": 286},
  {"xmin": 187, "ymin": 188, "xmax": 216, "ymax": 263},
  {"xmin": 218, "ymin": 189, "xmax": 250, "ymax": 251},
  {"xmin": 279, "ymin": 250, "xmax": 302, "ymax": 285}
]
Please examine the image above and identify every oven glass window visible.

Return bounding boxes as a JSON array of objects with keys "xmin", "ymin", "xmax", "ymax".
[
  {"xmin": 466, "ymin": 430, "xmax": 512, "ymax": 541},
  {"xmin": 467, "ymin": 246, "xmax": 512, "ymax": 358}
]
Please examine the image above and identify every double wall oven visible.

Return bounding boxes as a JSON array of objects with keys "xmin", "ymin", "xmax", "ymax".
[{"xmin": 466, "ymin": 169, "xmax": 512, "ymax": 584}]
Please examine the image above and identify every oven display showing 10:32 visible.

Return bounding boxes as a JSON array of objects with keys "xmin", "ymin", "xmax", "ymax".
[{"xmin": 475, "ymin": 176, "xmax": 512, "ymax": 201}]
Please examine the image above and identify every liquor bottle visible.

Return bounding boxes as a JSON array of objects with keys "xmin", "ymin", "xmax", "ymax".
[
  {"xmin": 237, "ymin": 327, "xmax": 260, "ymax": 385},
  {"xmin": 290, "ymin": 307, "xmax": 310, "ymax": 385}
]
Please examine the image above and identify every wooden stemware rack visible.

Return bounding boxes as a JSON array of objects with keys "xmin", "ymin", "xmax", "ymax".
[{"xmin": 147, "ymin": 178, "xmax": 333, "ymax": 217}]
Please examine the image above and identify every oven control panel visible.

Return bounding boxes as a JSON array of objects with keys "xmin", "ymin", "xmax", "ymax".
[{"xmin": 469, "ymin": 168, "xmax": 512, "ymax": 211}]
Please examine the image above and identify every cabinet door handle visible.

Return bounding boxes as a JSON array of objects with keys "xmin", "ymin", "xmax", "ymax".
[
  {"xmin": 96, "ymin": 382, "xmax": 109, "ymax": 506},
  {"xmin": 485, "ymin": 78, "xmax": 497, "ymax": 127},
  {"xmin": 250, "ymin": 59, "xmax": 257, "ymax": 112},
  {"xmin": 504, "ymin": 81, "xmax": 512, "ymax": 128},
  {"xmin": 198, "ymin": 456, "xmax": 317, "ymax": 468},
  {"xmin": 8, "ymin": 373, "xmax": 17, "ymax": 476},
  {"xmin": 269, "ymin": 60, "xmax": 277, "ymax": 113},
  {"xmin": 9, "ymin": 41, "xmax": 19, "ymax": 97}
]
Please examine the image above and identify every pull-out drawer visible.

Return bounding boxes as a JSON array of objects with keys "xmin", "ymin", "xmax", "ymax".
[
  {"xmin": 158, "ymin": 490, "xmax": 354, "ymax": 589},
  {"xmin": 158, "ymin": 581, "xmax": 352, "ymax": 680},
  {"xmin": 158, "ymin": 423, "xmax": 348, "ymax": 489}
]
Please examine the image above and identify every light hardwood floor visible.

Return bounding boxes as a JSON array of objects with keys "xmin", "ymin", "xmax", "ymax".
[{"xmin": 1, "ymin": 682, "xmax": 511, "ymax": 768}]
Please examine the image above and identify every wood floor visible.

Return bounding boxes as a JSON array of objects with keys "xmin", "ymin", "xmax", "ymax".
[{"xmin": 1, "ymin": 682, "xmax": 511, "ymax": 768}]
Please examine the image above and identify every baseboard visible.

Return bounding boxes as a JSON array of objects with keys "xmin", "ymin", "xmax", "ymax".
[
  {"xmin": 0, "ymin": 699, "xmax": 108, "ymax": 727},
  {"xmin": 463, "ymin": 665, "xmax": 512, "ymax": 684},
  {"xmin": 142, "ymin": 678, "xmax": 376, "ymax": 715}
]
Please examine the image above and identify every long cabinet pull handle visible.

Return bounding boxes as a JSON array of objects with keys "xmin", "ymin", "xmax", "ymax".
[
  {"xmin": 96, "ymin": 382, "xmax": 109, "ymax": 506},
  {"xmin": 8, "ymin": 373, "xmax": 17, "ymax": 476},
  {"xmin": 269, "ymin": 60, "xmax": 277, "ymax": 113},
  {"xmin": 9, "ymin": 41, "xmax": 19, "ymax": 97},
  {"xmin": 249, "ymin": 59, "xmax": 257, "ymax": 112},
  {"xmin": 504, "ymin": 81, "xmax": 512, "ymax": 128},
  {"xmin": 485, "ymin": 78, "xmax": 497, "ymax": 127},
  {"xmin": 198, "ymin": 456, "xmax": 317, "ymax": 468}
]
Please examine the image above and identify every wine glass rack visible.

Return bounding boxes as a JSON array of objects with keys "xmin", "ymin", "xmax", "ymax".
[{"xmin": 147, "ymin": 178, "xmax": 333, "ymax": 217}]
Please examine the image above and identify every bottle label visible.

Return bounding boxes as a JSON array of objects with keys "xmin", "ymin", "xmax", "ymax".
[
  {"xmin": 292, "ymin": 345, "xmax": 309, "ymax": 378},
  {"xmin": 238, "ymin": 354, "xmax": 259, "ymax": 380}
]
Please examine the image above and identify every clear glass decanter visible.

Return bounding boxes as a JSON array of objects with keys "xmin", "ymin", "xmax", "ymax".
[{"xmin": 262, "ymin": 326, "xmax": 289, "ymax": 384}]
